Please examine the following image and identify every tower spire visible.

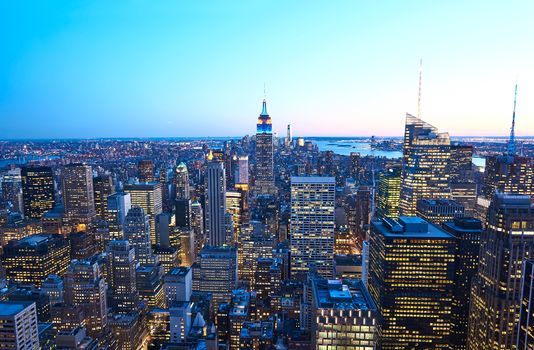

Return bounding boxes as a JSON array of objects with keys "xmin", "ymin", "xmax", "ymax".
[
  {"xmin": 507, "ymin": 83, "xmax": 518, "ymax": 157},
  {"xmin": 417, "ymin": 58, "xmax": 422, "ymax": 118}
]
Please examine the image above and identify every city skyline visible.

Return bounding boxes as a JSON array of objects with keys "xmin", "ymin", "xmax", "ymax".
[{"xmin": 2, "ymin": 1, "xmax": 534, "ymax": 139}]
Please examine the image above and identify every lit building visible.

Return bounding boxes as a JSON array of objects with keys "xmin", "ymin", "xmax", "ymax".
[
  {"xmin": 234, "ymin": 155, "xmax": 249, "ymax": 186},
  {"xmin": 450, "ymin": 182, "xmax": 477, "ymax": 217},
  {"xmin": 63, "ymin": 259, "xmax": 108, "ymax": 338},
  {"xmin": 0, "ymin": 301, "xmax": 39, "ymax": 350},
  {"xmin": 369, "ymin": 216, "xmax": 456, "ymax": 349},
  {"xmin": 376, "ymin": 167, "xmax": 401, "ymax": 219},
  {"xmin": 169, "ymin": 301, "xmax": 192, "ymax": 343},
  {"xmin": 399, "ymin": 114, "xmax": 451, "ymax": 216},
  {"xmin": 148, "ymin": 308, "xmax": 170, "ymax": 347},
  {"xmin": 41, "ymin": 274, "xmax": 64, "ymax": 305},
  {"xmin": 239, "ymin": 222, "xmax": 273, "ymax": 286},
  {"xmin": 449, "ymin": 143, "xmax": 474, "ymax": 182},
  {"xmin": 93, "ymin": 174, "xmax": 114, "ymax": 220},
  {"xmin": 192, "ymin": 246, "xmax": 238, "ymax": 313},
  {"xmin": 1, "ymin": 169, "xmax": 23, "ymax": 214},
  {"xmin": 468, "ymin": 194, "xmax": 534, "ymax": 349},
  {"xmin": 124, "ymin": 182, "xmax": 163, "ymax": 245},
  {"xmin": 174, "ymin": 162, "xmax": 190, "ymax": 200},
  {"xmin": 333, "ymin": 254, "xmax": 362, "ymax": 280},
  {"xmin": 290, "ymin": 177, "xmax": 335, "ymax": 279},
  {"xmin": 136, "ymin": 264, "xmax": 164, "ymax": 308},
  {"xmin": 108, "ymin": 311, "xmax": 146, "ymax": 350},
  {"xmin": 21, "ymin": 166, "xmax": 55, "ymax": 219},
  {"xmin": 107, "ymin": 240, "xmax": 139, "ymax": 314},
  {"xmin": 311, "ymin": 279, "xmax": 377, "ymax": 350},
  {"xmin": 517, "ymin": 260, "xmax": 534, "ymax": 350},
  {"xmin": 104, "ymin": 194, "xmax": 130, "ymax": 243},
  {"xmin": 255, "ymin": 99, "xmax": 275, "ymax": 194},
  {"xmin": 345, "ymin": 187, "xmax": 371, "ymax": 250},
  {"xmin": 416, "ymin": 198, "xmax": 465, "ymax": 225},
  {"xmin": 62, "ymin": 164, "xmax": 96, "ymax": 229},
  {"xmin": 225, "ymin": 190, "xmax": 243, "ymax": 243},
  {"xmin": 138, "ymin": 159, "xmax": 155, "ymax": 183},
  {"xmin": 191, "ymin": 201, "xmax": 205, "ymax": 256},
  {"xmin": 205, "ymin": 161, "xmax": 227, "ymax": 246},
  {"xmin": 349, "ymin": 152, "xmax": 361, "ymax": 181},
  {"xmin": 483, "ymin": 155, "xmax": 534, "ymax": 200},
  {"xmin": 442, "ymin": 217, "xmax": 482, "ymax": 350},
  {"xmin": 164, "ymin": 266, "xmax": 192, "ymax": 307},
  {"xmin": 124, "ymin": 207, "xmax": 154, "ymax": 265},
  {"xmin": 239, "ymin": 320, "xmax": 274, "ymax": 350},
  {"xmin": 3, "ymin": 233, "xmax": 70, "ymax": 288},
  {"xmin": 228, "ymin": 289, "xmax": 252, "ymax": 350}
]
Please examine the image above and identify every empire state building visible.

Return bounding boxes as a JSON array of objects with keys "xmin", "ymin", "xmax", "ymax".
[{"xmin": 255, "ymin": 99, "xmax": 275, "ymax": 194}]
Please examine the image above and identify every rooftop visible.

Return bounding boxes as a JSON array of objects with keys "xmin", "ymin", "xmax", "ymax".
[
  {"xmin": 373, "ymin": 216, "xmax": 454, "ymax": 239},
  {"xmin": 313, "ymin": 279, "xmax": 376, "ymax": 311},
  {"xmin": 0, "ymin": 301, "xmax": 33, "ymax": 316},
  {"xmin": 291, "ymin": 176, "xmax": 335, "ymax": 184}
]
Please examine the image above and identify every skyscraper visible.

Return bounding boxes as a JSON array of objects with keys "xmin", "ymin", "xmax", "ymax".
[
  {"xmin": 138, "ymin": 160, "xmax": 155, "ymax": 183},
  {"xmin": 205, "ymin": 161, "xmax": 227, "ymax": 246},
  {"xmin": 369, "ymin": 216, "xmax": 456, "ymax": 349},
  {"xmin": 93, "ymin": 174, "xmax": 114, "ymax": 220},
  {"xmin": 174, "ymin": 162, "xmax": 190, "ymax": 200},
  {"xmin": 376, "ymin": 167, "xmax": 401, "ymax": 219},
  {"xmin": 449, "ymin": 143, "xmax": 474, "ymax": 183},
  {"xmin": 3, "ymin": 233, "xmax": 70, "ymax": 288},
  {"xmin": 255, "ymin": 99, "xmax": 275, "ymax": 194},
  {"xmin": 106, "ymin": 192, "xmax": 132, "ymax": 240},
  {"xmin": 468, "ymin": 194, "xmax": 534, "ymax": 349},
  {"xmin": 285, "ymin": 124, "xmax": 292, "ymax": 148},
  {"xmin": 62, "ymin": 164, "xmax": 96, "ymax": 228},
  {"xmin": 399, "ymin": 114, "xmax": 451, "ymax": 216},
  {"xmin": 63, "ymin": 259, "xmax": 108, "ymax": 338},
  {"xmin": 21, "ymin": 166, "xmax": 55, "ymax": 219},
  {"xmin": 1, "ymin": 168, "xmax": 23, "ymax": 214},
  {"xmin": 290, "ymin": 177, "xmax": 335, "ymax": 279},
  {"xmin": 124, "ymin": 182, "xmax": 163, "ymax": 245},
  {"xmin": 0, "ymin": 301, "xmax": 39, "ymax": 350},
  {"xmin": 517, "ymin": 260, "xmax": 534, "ymax": 350},
  {"xmin": 442, "ymin": 217, "xmax": 482, "ymax": 350},
  {"xmin": 311, "ymin": 279, "xmax": 377, "ymax": 349},
  {"xmin": 107, "ymin": 240, "xmax": 139, "ymax": 314},
  {"xmin": 234, "ymin": 155, "xmax": 249, "ymax": 186},
  {"xmin": 124, "ymin": 207, "xmax": 154, "ymax": 266},
  {"xmin": 192, "ymin": 245, "xmax": 238, "ymax": 312},
  {"xmin": 483, "ymin": 154, "xmax": 534, "ymax": 200}
]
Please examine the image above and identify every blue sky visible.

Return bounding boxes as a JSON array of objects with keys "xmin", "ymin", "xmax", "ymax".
[{"xmin": 1, "ymin": 1, "xmax": 533, "ymax": 138}]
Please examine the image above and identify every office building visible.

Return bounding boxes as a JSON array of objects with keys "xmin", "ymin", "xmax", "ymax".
[
  {"xmin": 399, "ymin": 114, "xmax": 451, "ymax": 215},
  {"xmin": 517, "ymin": 260, "xmax": 534, "ymax": 349},
  {"xmin": 369, "ymin": 216, "xmax": 456, "ymax": 349},
  {"xmin": 483, "ymin": 155, "xmax": 534, "ymax": 200},
  {"xmin": 3, "ymin": 234, "xmax": 70, "ymax": 288},
  {"xmin": 124, "ymin": 207, "xmax": 154, "ymax": 265},
  {"xmin": 468, "ymin": 194, "xmax": 534, "ymax": 349},
  {"xmin": 1, "ymin": 169, "xmax": 23, "ymax": 214},
  {"xmin": 21, "ymin": 166, "xmax": 55, "ymax": 219},
  {"xmin": 107, "ymin": 240, "xmax": 139, "ymax": 314},
  {"xmin": 62, "ymin": 164, "xmax": 96, "ymax": 228},
  {"xmin": 0, "ymin": 301, "xmax": 39, "ymax": 350},
  {"xmin": 442, "ymin": 217, "xmax": 482, "ymax": 350},
  {"xmin": 93, "ymin": 174, "xmax": 114, "ymax": 220},
  {"xmin": 175, "ymin": 198, "xmax": 191, "ymax": 229},
  {"xmin": 376, "ymin": 167, "xmax": 401, "ymax": 219},
  {"xmin": 138, "ymin": 159, "xmax": 155, "ymax": 183},
  {"xmin": 164, "ymin": 266, "xmax": 192, "ymax": 307},
  {"xmin": 239, "ymin": 320, "xmax": 274, "ymax": 350},
  {"xmin": 449, "ymin": 143, "xmax": 474, "ymax": 182},
  {"xmin": 108, "ymin": 312, "xmax": 145, "ymax": 350},
  {"xmin": 105, "ymin": 192, "xmax": 131, "ymax": 241},
  {"xmin": 124, "ymin": 182, "xmax": 163, "ymax": 245},
  {"xmin": 205, "ymin": 161, "xmax": 227, "ymax": 246},
  {"xmin": 234, "ymin": 155, "xmax": 249, "ymax": 186},
  {"xmin": 255, "ymin": 99, "xmax": 275, "ymax": 194},
  {"xmin": 63, "ymin": 259, "xmax": 108, "ymax": 338},
  {"xmin": 225, "ymin": 190, "xmax": 243, "ymax": 243},
  {"xmin": 174, "ymin": 162, "xmax": 190, "ymax": 200},
  {"xmin": 290, "ymin": 177, "xmax": 335, "ymax": 279},
  {"xmin": 416, "ymin": 198, "xmax": 465, "ymax": 225},
  {"xmin": 193, "ymin": 246, "xmax": 238, "ymax": 312},
  {"xmin": 136, "ymin": 264, "xmax": 164, "ymax": 308},
  {"xmin": 311, "ymin": 279, "xmax": 377, "ymax": 349}
]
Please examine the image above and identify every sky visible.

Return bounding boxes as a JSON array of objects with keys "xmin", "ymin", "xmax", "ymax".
[{"xmin": 1, "ymin": 1, "xmax": 534, "ymax": 139}]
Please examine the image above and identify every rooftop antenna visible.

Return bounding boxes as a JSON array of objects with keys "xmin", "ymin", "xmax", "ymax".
[
  {"xmin": 417, "ymin": 58, "xmax": 423, "ymax": 118},
  {"xmin": 507, "ymin": 83, "xmax": 518, "ymax": 157},
  {"xmin": 263, "ymin": 83, "xmax": 267, "ymax": 100}
]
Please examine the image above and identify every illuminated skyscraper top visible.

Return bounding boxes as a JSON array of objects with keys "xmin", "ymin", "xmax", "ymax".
[{"xmin": 256, "ymin": 99, "xmax": 272, "ymax": 134}]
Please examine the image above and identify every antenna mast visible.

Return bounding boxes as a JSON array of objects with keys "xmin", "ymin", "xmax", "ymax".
[
  {"xmin": 507, "ymin": 83, "xmax": 518, "ymax": 156},
  {"xmin": 417, "ymin": 58, "xmax": 422, "ymax": 118}
]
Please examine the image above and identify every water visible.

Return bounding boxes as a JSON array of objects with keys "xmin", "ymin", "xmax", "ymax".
[
  {"xmin": 0, "ymin": 155, "xmax": 60, "ymax": 168},
  {"xmin": 314, "ymin": 139, "xmax": 486, "ymax": 168}
]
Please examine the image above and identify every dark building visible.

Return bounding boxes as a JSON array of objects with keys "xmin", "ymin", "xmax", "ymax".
[
  {"xmin": 21, "ymin": 166, "xmax": 55, "ymax": 219},
  {"xmin": 369, "ymin": 216, "xmax": 456, "ymax": 349},
  {"xmin": 442, "ymin": 217, "xmax": 482, "ymax": 350},
  {"xmin": 138, "ymin": 160, "xmax": 155, "ymax": 183},
  {"xmin": 469, "ymin": 194, "xmax": 534, "ymax": 349},
  {"xmin": 416, "ymin": 198, "xmax": 465, "ymax": 225},
  {"xmin": 93, "ymin": 174, "xmax": 114, "ymax": 220},
  {"xmin": 175, "ymin": 199, "xmax": 192, "ymax": 229},
  {"xmin": 449, "ymin": 143, "xmax": 474, "ymax": 182},
  {"xmin": 517, "ymin": 260, "xmax": 534, "ymax": 350}
]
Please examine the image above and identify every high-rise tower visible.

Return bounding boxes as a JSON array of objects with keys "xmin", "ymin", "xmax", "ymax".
[
  {"xmin": 62, "ymin": 164, "xmax": 96, "ymax": 228},
  {"xmin": 399, "ymin": 114, "xmax": 451, "ymax": 215},
  {"xmin": 255, "ymin": 99, "xmax": 275, "ymax": 194},
  {"xmin": 205, "ymin": 161, "xmax": 227, "ymax": 246},
  {"xmin": 21, "ymin": 166, "xmax": 55, "ymax": 219}
]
